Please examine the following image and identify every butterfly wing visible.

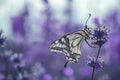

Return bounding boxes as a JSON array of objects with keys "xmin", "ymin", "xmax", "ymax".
[
  {"xmin": 50, "ymin": 30, "xmax": 85, "ymax": 63},
  {"xmin": 50, "ymin": 35, "xmax": 71, "ymax": 57},
  {"xmin": 85, "ymin": 39, "xmax": 97, "ymax": 48}
]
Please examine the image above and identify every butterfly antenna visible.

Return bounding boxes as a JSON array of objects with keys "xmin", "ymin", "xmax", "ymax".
[{"xmin": 85, "ymin": 13, "xmax": 91, "ymax": 26}]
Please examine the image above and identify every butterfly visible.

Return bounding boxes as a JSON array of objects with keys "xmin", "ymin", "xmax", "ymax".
[{"xmin": 50, "ymin": 14, "xmax": 97, "ymax": 67}]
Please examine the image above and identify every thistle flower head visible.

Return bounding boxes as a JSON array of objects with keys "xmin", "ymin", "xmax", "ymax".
[
  {"xmin": 86, "ymin": 56, "xmax": 104, "ymax": 69},
  {"xmin": 90, "ymin": 26, "xmax": 109, "ymax": 47}
]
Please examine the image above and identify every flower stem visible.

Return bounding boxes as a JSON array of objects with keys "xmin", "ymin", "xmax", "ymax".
[
  {"xmin": 96, "ymin": 46, "xmax": 101, "ymax": 61},
  {"xmin": 4, "ymin": 57, "xmax": 8, "ymax": 80},
  {"xmin": 91, "ymin": 66, "xmax": 95, "ymax": 80},
  {"xmin": 91, "ymin": 46, "xmax": 101, "ymax": 80}
]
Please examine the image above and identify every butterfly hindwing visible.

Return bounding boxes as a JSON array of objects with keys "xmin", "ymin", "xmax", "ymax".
[{"xmin": 50, "ymin": 36, "xmax": 71, "ymax": 56}]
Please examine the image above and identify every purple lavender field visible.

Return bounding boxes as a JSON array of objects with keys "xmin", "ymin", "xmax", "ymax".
[{"xmin": 0, "ymin": 0, "xmax": 120, "ymax": 80}]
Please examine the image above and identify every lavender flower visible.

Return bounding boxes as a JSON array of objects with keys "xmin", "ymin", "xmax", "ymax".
[
  {"xmin": 0, "ymin": 50, "xmax": 12, "ymax": 80},
  {"xmin": 86, "ymin": 56, "xmax": 104, "ymax": 69},
  {"xmin": 0, "ymin": 30, "xmax": 6, "ymax": 46},
  {"xmin": 10, "ymin": 53, "xmax": 27, "ymax": 80},
  {"xmin": 0, "ymin": 50, "xmax": 12, "ymax": 59},
  {"xmin": 93, "ymin": 18, "xmax": 100, "ymax": 25},
  {"xmin": 89, "ymin": 25, "xmax": 109, "ymax": 80},
  {"xmin": 32, "ymin": 63, "xmax": 46, "ymax": 78},
  {"xmin": 90, "ymin": 26, "xmax": 109, "ymax": 47},
  {"xmin": 0, "ymin": 74, "xmax": 4, "ymax": 80},
  {"xmin": 43, "ymin": 74, "xmax": 52, "ymax": 80},
  {"xmin": 18, "ymin": 71, "xmax": 29, "ymax": 80},
  {"xmin": 10, "ymin": 53, "xmax": 25, "ymax": 67},
  {"xmin": 42, "ymin": 0, "xmax": 48, "ymax": 3},
  {"xmin": 64, "ymin": 67, "xmax": 74, "ymax": 77}
]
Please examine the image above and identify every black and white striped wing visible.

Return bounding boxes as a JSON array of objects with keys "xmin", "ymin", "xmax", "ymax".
[
  {"xmin": 50, "ymin": 36, "xmax": 71, "ymax": 56},
  {"xmin": 50, "ymin": 30, "xmax": 84, "ymax": 57}
]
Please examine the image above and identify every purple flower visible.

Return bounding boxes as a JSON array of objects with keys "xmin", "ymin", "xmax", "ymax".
[
  {"xmin": 0, "ymin": 74, "xmax": 4, "ymax": 80},
  {"xmin": 93, "ymin": 18, "xmax": 100, "ymax": 25},
  {"xmin": 21, "ymin": 77, "xmax": 29, "ymax": 80},
  {"xmin": 11, "ymin": 6, "xmax": 28, "ymax": 37},
  {"xmin": 18, "ymin": 71, "xmax": 29, "ymax": 80},
  {"xmin": 10, "ymin": 53, "xmax": 24, "ymax": 65},
  {"xmin": 64, "ymin": 67, "xmax": 74, "ymax": 77},
  {"xmin": 86, "ymin": 56, "xmax": 104, "ymax": 69},
  {"xmin": 43, "ymin": 74, "xmax": 52, "ymax": 80},
  {"xmin": 32, "ymin": 63, "xmax": 46, "ymax": 77},
  {"xmin": 10, "ymin": 53, "xmax": 27, "ymax": 79},
  {"xmin": 90, "ymin": 26, "xmax": 109, "ymax": 46},
  {"xmin": 42, "ymin": 0, "xmax": 48, "ymax": 3},
  {"xmin": 0, "ymin": 30, "xmax": 6, "ymax": 46},
  {"xmin": 0, "ymin": 50, "xmax": 12, "ymax": 59}
]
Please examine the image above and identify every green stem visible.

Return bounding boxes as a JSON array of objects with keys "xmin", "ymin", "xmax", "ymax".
[{"xmin": 91, "ymin": 46, "xmax": 101, "ymax": 80}]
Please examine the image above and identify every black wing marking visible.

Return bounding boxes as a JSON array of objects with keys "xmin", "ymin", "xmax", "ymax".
[{"xmin": 50, "ymin": 36, "xmax": 71, "ymax": 56}]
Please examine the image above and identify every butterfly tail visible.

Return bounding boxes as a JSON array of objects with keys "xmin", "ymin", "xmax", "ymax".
[{"xmin": 64, "ymin": 61, "xmax": 69, "ymax": 68}]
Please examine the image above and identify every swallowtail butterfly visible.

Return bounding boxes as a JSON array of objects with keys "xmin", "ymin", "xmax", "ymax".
[{"xmin": 50, "ymin": 14, "xmax": 96, "ymax": 67}]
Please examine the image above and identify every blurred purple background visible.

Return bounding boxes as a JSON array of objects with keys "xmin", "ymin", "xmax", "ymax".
[{"xmin": 0, "ymin": 0, "xmax": 120, "ymax": 80}]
